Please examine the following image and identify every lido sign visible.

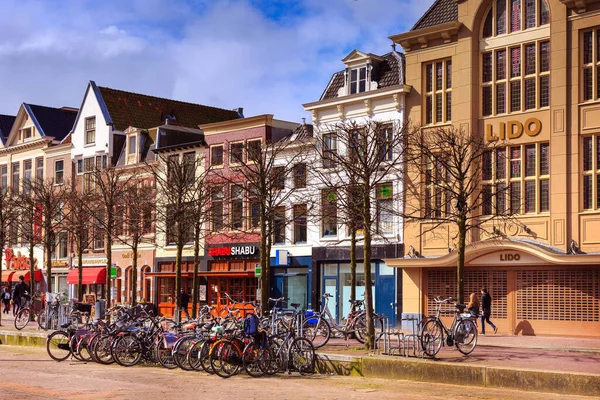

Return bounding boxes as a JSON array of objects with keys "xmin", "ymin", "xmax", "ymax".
[{"xmin": 485, "ymin": 117, "xmax": 542, "ymax": 142}]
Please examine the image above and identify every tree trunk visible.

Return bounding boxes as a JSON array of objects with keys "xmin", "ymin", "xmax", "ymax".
[
  {"xmin": 131, "ymin": 242, "xmax": 138, "ymax": 307},
  {"xmin": 192, "ymin": 223, "xmax": 200, "ymax": 319},
  {"xmin": 77, "ymin": 244, "xmax": 83, "ymax": 302},
  {"xmin": 29, "ymin": 242, "xmax": 36, "ymax": 321},
  {"xmin": 175, "ymin": 242, "xmax": 183, "ymax": 322},
  {"xmin": 45, "ymin": 229, "xmax": 52, "ymax": 295},
  {"xmin": 350, "ymin": 229, "xmax": 357, "ymax": 302},
  {"xmin": 362, "ymin": 191, "xmax": 375, "ymax": 350},
  {"xmin": 259, "ymin": 209, "xmax": 269, "ymax": 316},
  {"xmin": 457, "ymin": 217, "xmax": 467, "ymax": 304},
  {"xmin": 0, "ymin": 240, "xmax": 4, "ymax": 326},
  {"xmin": 105, "ymin": 228, "xmax": 112, "ymax": 307}
]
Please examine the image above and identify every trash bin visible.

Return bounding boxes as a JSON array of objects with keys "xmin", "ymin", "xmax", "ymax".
[{"xmin": 95, "ymin": 299, "xmax": 106, "ymax": 320}]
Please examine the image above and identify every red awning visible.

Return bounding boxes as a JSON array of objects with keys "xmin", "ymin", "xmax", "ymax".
[
  {"xmin": 66, "ymin": 267, "xmax": 106, "ymax": 285},
  {"xmin": 10, "ymin": 270, "xmax": 43, "ymax": 282},
  {"xmin": 1, "ymin": 270, "xmax": 15, "ymax": 282}
]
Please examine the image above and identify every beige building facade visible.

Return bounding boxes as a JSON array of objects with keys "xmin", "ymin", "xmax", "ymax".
[{"xmin": 388, "ymin": 0, "xmax": 600, "ymax": 336}]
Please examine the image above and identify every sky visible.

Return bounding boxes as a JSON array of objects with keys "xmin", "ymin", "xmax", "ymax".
[{"xmin": 0, "ymin": 0, "xmax": 432, "ymax": 124}]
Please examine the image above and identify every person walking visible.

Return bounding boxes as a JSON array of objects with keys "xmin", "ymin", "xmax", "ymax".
[
  {"xmin": 12, "ymin": 275, "xmax": 30, "ymax": 316},
  {"xmin": 178, "ymin": 288, "xmax": 190, "ymax": 321},
  {"xmin": 467, "ymin": 292, "xmax": 480, "ymax": 316},
  {"xmin": 480, "ymin": 288, "xmax": 498, "ymax": 334},
  {"xmin": 2, "ymin": 287, "xmax": 11, "ymax": 314}
]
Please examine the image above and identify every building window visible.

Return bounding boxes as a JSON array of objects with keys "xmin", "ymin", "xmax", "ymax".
[
  {"xmin": 57, "ymin": 232, "xmax": 68, "ymax": 259},
  {"xmin": 248, "ymin": 184, "xmax": 260, "ymax": 229},
  {"xmin": 23, "ymin": 160, "xmax": 32, "ymax": 194},
  {"xmin": 581, "ymin": 135, "xmax": 600, "ymax": 210},
  {"xmin": 36, "ymin": 157, "xmax": 43, "ymax": 182},
  {"xmin": 0, "ymin": 166, "xmax": 7, "ymax": 194},
  {"xmin": 376, "ymin": 183, "xmax": 394, "ymax": 235},
  {"xmin": 482, "ymin": 0, "xmax": 549, "ymax": 38},
  {"xmin": 323, "ymin": 133, "xmax": 337, "ymax": 168},
  {"xmin": 55, "ymin": 160, "xmax": 64, "ymax": 184},
  {"xmin": 21, "ymin": 127, "xmax": 32, "ymax": 140},
  {"xmin": 211, "ymin": 186, "xmax": 224, "ymax": 231},
  {"xmin": 321, "ymin": 190, "xmax": 337, "ymax": 237},
  {"xmin": 210, "ymin": 145, "xmax": 223, "ymax": 167},
  {"xmin": 482, "ymin": 41, "xmax": 549, "ymax": 116},
  {"xmin": 230, "ymin": 142, "xmax": 244, "ymax": 164},
  {"xmin": 183, "ymin": 152, "xmax": 196, "ymax": 185},
  {"xmin": 273, "ymin": 206, "xmax": 286, "ymax": 244},
  {"xmin": 231, "ymin": 184, "xmax": 243, "ymax": 230},
  {"xmin": 293, "ymin": 204, "xmax": 307, "ymax": 243},
  {"xmin": 293, "ymin": 163, "xmax": 306, "ymax": 188},
  {"xmin": 11, "ymin": 162, "xmax": 19, "ymax": 194},
  {"xmin": 349, "ymin": 67, "xmax": 367, "ymax": 95},
  {"xmin": 128, "ymin": 135, "xmax": 136, "ymax": 155},
  {"xmin": 583, "ymin": 29, "xmax": 600, "ymax": 102},
  {"xmin": 424, "ymin": 60, "xmax": 451, "ymax": 125},
  {"xmin": 85, "ymin": 117, "xmax": 96, "ymax": 145},
  {"xmin": 246, "ymin": 139, "xmax": 262, "ymax": 161},
  {"xmin": 424, "ymin": 157, "xmax": 449, "ymax": 218},
  {"xmin": 83, "ymin": 157, "xmax": 95, "ymax": 193},
  {"xmin": 377, "ymin": 125, "xmax": 393, "ymax": 162},
  {"xmin": 272, "ymin": 166, "xmax": 285, "ymax": 190},
  {"xmin": 94, "ymin": 212, "xmax": 105, "ymax": 250},
  {"xmin": 481, "ymin": 142, "xmax": 549, "ymax": 215}
]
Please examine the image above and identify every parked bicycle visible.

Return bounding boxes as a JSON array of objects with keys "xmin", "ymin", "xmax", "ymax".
[
  {"xmin": 420, "ymin": 296, "xmax": 478, "ymax": 357},
  {"xmin": 14, "ymin": 291, "xmax": 43, "ymax": 330},
  {"xmin": 38, "ymin": 292, "xmax": 69, "ymax": 331}
]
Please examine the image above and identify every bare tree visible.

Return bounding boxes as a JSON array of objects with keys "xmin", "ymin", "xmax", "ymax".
[
  {"xmin": 113, "ymin": 180, "xmax": 156, "ymax": 306},
  {"xmin": 63, "ymin": 189, "xmax": 93, "ymax": 301},
  {"xmin": 312, "ymin": 119, "xmax": 408, "ymax": 349},
  {"xmin": 150, "ymin": 151, "xmax": 207, "ymax": 321},
  {"xmin": 403, "ymin": 125, "xmax": 512, "ymax": 304},
  {"xmin": 88, "ymin": 165, "xmax": 134, "ymax": 306},
  {"xmin": 217, "ymin": 135, "xmax": 311, "ymax": 314},
  {"xmin": 0, "ymin": 187, "xmax": 18, "ymax": 325}
]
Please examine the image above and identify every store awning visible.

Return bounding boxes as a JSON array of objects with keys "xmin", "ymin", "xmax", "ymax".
[
  {"xmin": 1, "ymin": 270, "xmax": 14, "ymax": 282},
  {"xmin": 10, "ymin": 270, "xmax": 43, "ymax": 282},
  {"xmin": 66, "ymin": 267, "xmax": 106, "ymax": 285}
]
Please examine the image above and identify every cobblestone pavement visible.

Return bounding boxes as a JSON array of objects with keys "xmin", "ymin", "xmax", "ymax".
[{"xmin": 0, "ymin": 345, "xmax": 594, "ymax": 400}]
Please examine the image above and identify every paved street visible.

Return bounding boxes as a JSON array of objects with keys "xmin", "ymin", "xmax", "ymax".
[{"xmin": 0, "ymin": 345, "xmax": 593, "ymax": 400}]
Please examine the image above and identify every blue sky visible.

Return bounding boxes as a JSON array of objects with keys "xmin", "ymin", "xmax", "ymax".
[{"xmin": 0, "ymin": 0, "xmax": 432, "ymax": 123}]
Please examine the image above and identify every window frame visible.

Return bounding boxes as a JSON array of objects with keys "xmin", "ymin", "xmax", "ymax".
[
  {"xmin": 293, "ymin": 163, "xmax": 306, "ymax": 188},
  {"xmin": 230, "ymin": 141, "xmax": 244, "ymax": 165},
  {"xmin": 482, "ymin": 0, "xmax": 550, "ymax": 39},
  {"xmin": 582, "ymin": 29, "xmax": 600, "ymax": 102},
  {"xmin": 293, "ymin": 204, "xmax": 308, "ymax": 244},
  {"xmin": 85, "ymin": 116, "xmax": 96, "ymax": 145},
  {"xmin": 424, "ymin": 59, "xmax": 452, "ymax": 125},
  {"xmin": 54, "ymin": 160, "xmax": 64, "ymax": 185},
  {"xmin": 322, "ymin": 133, "xmax": 337, "ymax": 168},
  {"xmin": 349, "ymin": 66, "xmax": 368, "ymax": 95},
  {"xmin": 210, "ymin": 145, "xmax": 224, "ymax": 167}
]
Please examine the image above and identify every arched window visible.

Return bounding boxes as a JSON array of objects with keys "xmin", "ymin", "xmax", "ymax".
[{"xmin": 482, "ymin": 0, "xmax": 549, "ymax": 38}]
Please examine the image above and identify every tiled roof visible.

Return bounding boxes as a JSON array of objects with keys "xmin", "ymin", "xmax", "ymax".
[
  {"xmin": 278, "ymin": 123, "xmax": 313, "ymax": 142},
  {"xmin": 27, "ymin": 105, "xmax": 77, "ymax": 141},
  {"xmin": 98, "ymin": 86, "xmax": 241, "ymax": 132},
  {"xmin": 411, "ymin": 0, "xmax": 458, "ymax": 31},
  {"xmin": 320, "ymin": 51, "xmax": 405, "ymax": 101},
  {"xmin": 320, "ymin": 72, "xmax": 345, "ymax": 101},
  {"xmin": 0, "ymin": 114, "xmax": 16, "ymax": 139}
]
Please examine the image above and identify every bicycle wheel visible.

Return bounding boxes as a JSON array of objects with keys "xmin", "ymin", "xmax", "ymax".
[
  {"xmin": 454, "ymin": 319, "xmax": 478, "ymax": 355},
  {"xmin": 301, "ymin": 318, "xmax": 331, "ymax": 349},
  {"xmin": 173, "ymin": 336, "xmax": 195, "ymax": 370},
  {"xmin": 242, "ymin": 342, "xmax": 267, "ymax": 378},
  {"xmin": 93, "ymin": 334, "xmax": 115, "ymax": 365},
  {"xmin": 77, "ymin": 334, "xmax": 93, "ymax": 362},
  {"xmin": 263, "ymin": 338, "xmax": 283, "ymax": 375},
  {"xmin": 353, "ymin": 314, "xmax": 383, "ymax": 344},
  {"xmin": 112, "ymin": 335, "xmax": 143, "ymax": 367},
  {"xmin": 15, "ymin": 308, "xmax": 30, "ymax": 330},
  {"xmin": 37, "ymin": 307, "xmax": 48, "ymax": 330},
  {"xmin": 210, "ymin": 340, "xmax": 241, "ymax": 379},
  {"xmin": 288, "ymin": 337, "xmax": 315, "ymax": 375},
  {"xmin": 155, "ymin": 336, "xmax": 178, "ymax": 369},
  {"xmin": 70, "ymin": 335, "xmax": 84, "ymax": 361},
  {"xmin": 421, "ymin": 319, "xmax": 443, "ymax": 357},
  {"xmin": 46, "ymin": 330, "xmax": 71, "ymax": 361}
]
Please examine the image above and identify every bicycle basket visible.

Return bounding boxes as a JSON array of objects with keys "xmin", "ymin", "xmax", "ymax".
[{"xmin": 162, "ymin": 332, "xmax": 179, "ymax": 349}]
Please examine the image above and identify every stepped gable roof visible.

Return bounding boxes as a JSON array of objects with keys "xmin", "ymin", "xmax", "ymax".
[
  {"xmin": 320, "ymin": 51, "xmax": 405, "ymax": 101},
  {"xmin": 27, "ymin": 105, "xmax": 77, "ymax": 141},
  {"xmin": 97, "ymin": 86, "xmax": 241, "ymax": 132},
  {"xmin": 411, "ymin": 0, "xmax": 458, "ymax": 31},
  {"xmin": 0, "ymin": 114, "xmax": 16, "ymax": 140}
]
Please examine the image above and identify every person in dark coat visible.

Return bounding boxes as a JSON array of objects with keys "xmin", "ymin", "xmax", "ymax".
[
  {"xmin": 480, "ymin": 288, "xmax": 498, "ymax": 334},
  {"xmin": 12, "ymin": 275, "xmax": 30, "ymax": 316},
  {"xmin": 2, "ymin": 287, "xmax": 11, "ymax": 314},
  {"xmin": 178, "ymin": 288, "xmax": 190, "ymax": 320}
]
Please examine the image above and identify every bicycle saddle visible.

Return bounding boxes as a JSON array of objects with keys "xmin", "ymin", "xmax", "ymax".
[
  {"xmin": 349, "ymin": 300, "xmax": 364, "ymax": 305},
  {"xmin": 455, "ymin": 304, "xmax": 467, "ymax": 312},
  {"xmin": 291, "ymin": 303, "xmax": 301, "ymax": 309},
  {"xmin": 60, "ymin": 323, "xmax": 70, "ymax": 329}
]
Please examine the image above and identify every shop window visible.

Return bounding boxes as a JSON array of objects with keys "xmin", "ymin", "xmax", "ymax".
[
  {"xmin": 582, "ymin": 29, "xmax": 600, "ymax": 102},
  {"xmin": 424, "ymin": 60, "xmax": 451, "ymax": 125},
  {"xmin": 482, "ymin": 143, "xmax": 549, "ymax": 215}
]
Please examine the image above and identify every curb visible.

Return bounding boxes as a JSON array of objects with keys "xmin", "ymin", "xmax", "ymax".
[
  {"xmin": 316, "ymin": 352, "xmax": 600, "ymax": 397},
  {"xmin": 478, "ymin": 343, "xmax": 600, "ymax": 355}
]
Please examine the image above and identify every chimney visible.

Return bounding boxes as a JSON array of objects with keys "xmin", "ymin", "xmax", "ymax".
[
  {"xmin": 302, "ymin": 117, "xmax": 306, "ymax": 125},
  {"xmin": 234, "ymin": 107, "xmax": 244, "ymax": 118}
]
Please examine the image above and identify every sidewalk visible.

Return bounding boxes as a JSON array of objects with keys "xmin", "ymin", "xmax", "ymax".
[{"xmin": 1, "ymin": 314, "xmax": 599, "ymax": 396}]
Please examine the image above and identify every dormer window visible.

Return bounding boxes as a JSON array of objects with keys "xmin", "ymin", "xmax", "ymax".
[
  {"xmin": 21, "ymin": 128, "xmax": 32, "ymax": 141},
  {"xmin": 350, "ymin": 67, "xmax": 367, "ymax": 94},
  {"xmin": 128, "ymin": 135, "xmax": 136, "ymax": 155}
]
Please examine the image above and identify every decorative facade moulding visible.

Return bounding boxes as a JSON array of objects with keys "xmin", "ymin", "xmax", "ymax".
[
  {"xmin": 389, "ymin": 22, "xmax": 462, "ymax": 52},
  {"xmin": 560, "ymin": 0, "xmax": 600, "ymax": 13}
]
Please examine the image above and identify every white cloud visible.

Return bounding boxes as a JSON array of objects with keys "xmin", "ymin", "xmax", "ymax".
[{"xmin": 0, "ymin": 0, "xmax": 433, "ymax": 121}]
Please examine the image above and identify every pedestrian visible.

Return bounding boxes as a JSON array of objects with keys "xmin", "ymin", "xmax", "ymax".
[
  {"xmin": 2, "ymin": 287, "xmax": 11, "ymax": 314},
  {"xmin": 467, "ymin": 292, "xmax": 480, "ymax": 316},
  {"xmin": 480, "ymin": 288, "xmax": 498, "ymax": 334},
  {"xmin": 178, "ymin": 288, "xmax": 190, "ymax": 321},
  {"xmin": 12, "ymin": 275, "xmax": 30, "ymax": 316}
]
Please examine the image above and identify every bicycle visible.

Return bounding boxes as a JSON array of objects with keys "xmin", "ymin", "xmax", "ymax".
[
  {"xmin": 38, "ymin": 292, "xmax": 68, "ymax": 331},
  {"xmin": 14, "ymin": 292, "xmax": 43, "ymax": 330},
  {"xmin": 302, "ymin": 293, "xmax": 381, "ymax": 348},
  {"xmin": 420, "ymin": 296, "xmax": 478, "ymax": 357}
]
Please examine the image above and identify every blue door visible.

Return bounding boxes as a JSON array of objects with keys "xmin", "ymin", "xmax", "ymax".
[{"xmin": 375, "ymin": 263, "xmax": 396, "ymax": 326}]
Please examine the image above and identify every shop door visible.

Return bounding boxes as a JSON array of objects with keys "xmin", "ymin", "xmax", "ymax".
[
  {"xmin": 323, "ymin": 277, "xmax": 338, "ymax": 320},
  {"xmin": 376, "ymin": 263, "xmax": 396, "ymax": 326}
]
